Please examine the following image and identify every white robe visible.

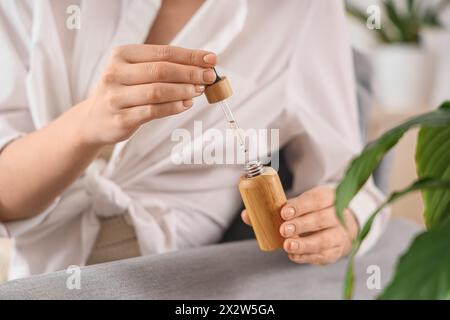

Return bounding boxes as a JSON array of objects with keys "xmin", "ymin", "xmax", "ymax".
[{"xmin": 0, "ymin": 0, "xmax": 389, "ymax": 280}]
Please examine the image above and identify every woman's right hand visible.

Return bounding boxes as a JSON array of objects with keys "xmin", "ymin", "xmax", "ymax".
[
  {"xmin": 0, "ymin": 45, "xmax": 217, "ymax": 221},
  {"xmin": 77, "ymin": 45, "xmax": 218, "ymax": 146}
]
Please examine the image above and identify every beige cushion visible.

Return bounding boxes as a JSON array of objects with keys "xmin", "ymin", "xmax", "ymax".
[{"xmin": 87, "ymin": 215, "xmax": 141, "ymax": 265}]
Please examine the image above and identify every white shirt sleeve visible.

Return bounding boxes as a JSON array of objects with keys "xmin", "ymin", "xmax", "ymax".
[
  {"xmin": 280, "ymin": 0, "xmax": 390, "ymax": 254},
  {"xmin": 0, "ymin": 1, "xmax": 59, "ymax": 238},
  {"xmin": 0, "ymin": 2, "xmax": 35, "ymax": 152}
]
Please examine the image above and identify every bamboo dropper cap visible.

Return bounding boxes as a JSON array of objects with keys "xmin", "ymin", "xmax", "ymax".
[{"xmin": 204, "ymin": 68, "xmax": 233, "ymax": 104}]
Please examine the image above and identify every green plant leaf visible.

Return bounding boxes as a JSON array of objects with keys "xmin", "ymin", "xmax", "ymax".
[
  {"xmin": 336, "ymin": 102, "xmax": 450, "ymax": 227},
  {"xmin": 407, "ymin": 0, "xmax": 416, "ymax": 14},
  {"xmin": 417, "ymin": 103, "xmax": 450, "ymax": 228},
  {"xmin": 343, "ymin": 178, "xmax": 450, "ymax": 299},
  {"xmin": 384, "ymin": 0, "xmax": 413, "ymax": 42},
  {"xmin": 379, "ymin": 216, "xmax": 450, "ymax": 299},
  {"xmin": 384, "ymin": 0, "xmax": 402, "ymax": 28}
]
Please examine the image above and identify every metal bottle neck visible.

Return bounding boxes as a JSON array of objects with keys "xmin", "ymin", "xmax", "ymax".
[{"xmin": 244, "ymin": 160, "xmax": 263, "ymax": 178}]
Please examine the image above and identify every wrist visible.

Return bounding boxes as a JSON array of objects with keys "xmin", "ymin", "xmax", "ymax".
[{"xmin": 65, "ymin": 100, "xmax": 106, "ymax": 152}]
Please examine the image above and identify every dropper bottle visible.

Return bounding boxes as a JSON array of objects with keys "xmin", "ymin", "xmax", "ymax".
[{"xmin": 205, "ymin": 69, "xmax": 287, "ymax": 251}]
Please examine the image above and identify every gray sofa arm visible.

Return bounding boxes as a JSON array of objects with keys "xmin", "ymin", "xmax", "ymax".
[{"xmin": 0, "ymin": 218, "xmax": 420, "ymax": 300}]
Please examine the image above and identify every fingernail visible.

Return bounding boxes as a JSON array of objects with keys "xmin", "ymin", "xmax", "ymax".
[
  {"xmin": 203, "ymin": 53, "xmax": 217, "ymax": 64},
  {"xmin": 183, "ymin": 100, "xmax": 193, "ymax": 108},
  {"xmin": 195, "ymin": 85, "xmax": 205, "ymax": 93},
  {"xmin": 203, "ymin": 69, "xmax": 217, "ymax": 83},
  {"xmin": 284, "ymin": 224, "xmax": 295, "ymax": 237},
  {"xmin": 289, "ymin": 241, "xmax": 299, "ymax": 251},
  {"xmin": 282, "ymin": 207, "xmax": 296, "ymax": 219}
]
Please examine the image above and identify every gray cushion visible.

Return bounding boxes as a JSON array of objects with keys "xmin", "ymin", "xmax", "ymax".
[{"xmin": 0, "ymin": 218, "xmax": 421, "ymax": 300}]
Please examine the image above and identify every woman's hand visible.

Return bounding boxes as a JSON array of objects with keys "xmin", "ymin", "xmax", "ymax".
[
  {"xmin": 78, "ymin": 45, "xmax": 218, "ymax": 146},
  {"xmin": 241, "ymin": 186, "xmax": 359, "ymax": 265},
  {"xmin": 0, "ymin": 45, "xmax": 217, "ymax": 221}
]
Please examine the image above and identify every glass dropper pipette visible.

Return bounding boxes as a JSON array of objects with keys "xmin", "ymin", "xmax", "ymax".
[
  {"xmin": 218, "ymin": 99, "xmax": 248, "ymax": 154},
  {"xmin": 204, "ymin": 68, "xmax": 249, "ymax": 161}
]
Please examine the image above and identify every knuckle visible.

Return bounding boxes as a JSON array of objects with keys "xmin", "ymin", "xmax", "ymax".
[
  {"xmin": 105, "ymin": 92, "xmax": 120, "ymax": 107},
  {"xmin": 315, "ymin": 255, "xmax": 328, "ymax": 266},
  {"xmin": 330, "ymin": 249, "xmax": 342, "ymax": 263},
  {"xmin": 157, "ymin": 45, "xmax": 172, "ymax": 60},
  {"xmin": 336, "ymin": 246, "xmax": 346, "ymax": 259},
  {"xmin": 344, "ymin": 210, "xmax": 355, "ymax": 226},
  {"xmin": 174, "ymin": 101, "xmax": 186, "ymax": 113},
  {"xmin": 113, "ymin": 114, "xmax": 130, "ymax": 131},
  {"xmin": 188, "ymin": 69, "xmax": 196, "ymax": 83},
  {"xmin": 146, "ymin": 105, "xmax": 156, "ymax": 119},
  {"xmin": 299, "ymin": 218, "xmax": 312, "ymax": 233},
  {"xmin": 143, "ymin": 63, "xmax": 153, "ymax": 76},
  {"xmin": 311, "ymin": 191, "xmax": 325, "ymax": 206},
  {"xmin": 147, "ymin": 85, "xmax": 162, "ymax": 101},
  {"xmin": 189, "ymin": 50, "xmax": 197, "ymax": 65},
  {"xmin": 186, "ymin": 84, "xmax": 195, "ymax": 96},
  {"xmin": 334, "ymin": 228, "xmax": 345, "ymax": 242},
  {"xmin": 317, "ymin": 234, "xmax": 329, "ymax": 250},
  {"xmin": 102, "ymin": 69, "xmax": 117, "ymax": 84},
  {"xmin": 149, "ymin": 62, "xmax": 165, "ymax": 81},
  {"xmin": 322, "ymin": 186, "xmax": 335, "ymax": 195},
  {"xmin": 139, "ymin": 105, "xmax": 153, "ymax": 120},
  {"xmin": 112, "ymin": 46, "xmax": 126, "ymax": 59},
  {"xmin": 315, "ymin": 220, "xmax": 326, "ymax": 231},
  {"xmin": 297, "ymin": 239, "xmax": 307, "ymax": 253},
  {"xmin": 316, "ymin": 213, "xmax": 329, "ymax": 229},
  {"xmin": 312, "ymin": 186, "xmax": 328, "ymax": 194},
  {"xmin": 328, "ymin": 210, "xmax": 339, "ymax": 225},
  {"xmin": 340, "ymin": 232, "xmax": 350, "ymax": 247}
]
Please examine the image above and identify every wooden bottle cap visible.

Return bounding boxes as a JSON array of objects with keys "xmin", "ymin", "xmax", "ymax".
[{"xmin": 204, "ymin": 76, "xmax": 233, "ymax": 104}]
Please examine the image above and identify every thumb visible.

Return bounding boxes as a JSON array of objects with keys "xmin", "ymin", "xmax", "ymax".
[{"xmin": 241, "ymin": 209, "xmax": 252, "ymax": 226}]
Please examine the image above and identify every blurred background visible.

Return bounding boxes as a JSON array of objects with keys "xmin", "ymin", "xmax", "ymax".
[
  {"xmin": 346, "ymin": 0, "xmax": 450, "ymax": 226},
  {"xmin": 1, "ymin": 0, "xmax": 449, "ymax": 282}
]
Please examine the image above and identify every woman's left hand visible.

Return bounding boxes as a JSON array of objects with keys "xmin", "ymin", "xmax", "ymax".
[{"xmin": 241, "ymin": 186, "xmax": 359, "ymax": 265}]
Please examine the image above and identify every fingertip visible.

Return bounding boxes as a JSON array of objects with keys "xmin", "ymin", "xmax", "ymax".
[
  {"xmin": 203, "ymin": 69, "xmax": 217, "ymax": 84},
  {"xmin": 283, "ymin": 239, "xmax": 290, "ymax": 252},
  {"xmin": 279, "ymin": 222, "xmax": 295, "ymax": 238},
  {"xmin": 203, "ymin": 53, "xmax": 217, "ymax": 65},
  {"xmin": 288, "ymin": 254, "xmax": 302, "ymax": 264},
  {"xmin": 279, "ymin": 224, "xmax": 285, "ymax": 237},
  {"xmin": 281, "ymin": 206, "xmax": 296, "ymax": 220},
  {"xmin": 195, "ymin": 85, "xmax": 206, "ymax": 93},
  {"xmin": 241, "ymin": 210, "xmax": 251, "ymax": 226},
  {"xmin": 183, "ymin": 99, "xmax": 193, "ymax": 109}
]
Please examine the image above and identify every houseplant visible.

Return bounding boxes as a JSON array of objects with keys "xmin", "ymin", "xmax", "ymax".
[
  {"xmin": 347, "ymin": 0, "xmax": 450, "ymax": 110},
  {"xmin": 335, "ymin": 100, "xmax": 450, "ymax": 299}
]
